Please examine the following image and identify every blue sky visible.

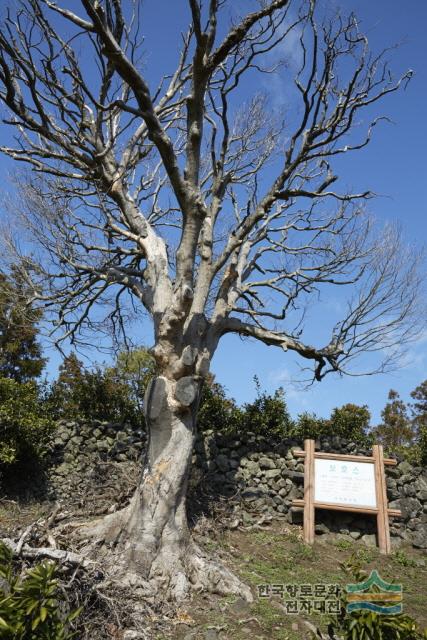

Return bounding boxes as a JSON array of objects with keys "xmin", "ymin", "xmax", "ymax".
[
  {"xmin": 0, "ymin": 0, "xmax": 426, "ymax": 424},
  {"xmin": 213, "ymin": 0, "xmax": 427, "ymax": 422}
]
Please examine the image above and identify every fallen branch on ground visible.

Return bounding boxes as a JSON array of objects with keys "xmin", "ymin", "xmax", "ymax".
[{"xmin": 1, "ymin": 537, "xmax": 95, "ymax": 568}]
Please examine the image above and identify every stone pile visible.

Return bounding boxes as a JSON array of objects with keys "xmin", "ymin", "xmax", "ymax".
[
  {"xmin": 47, "ymin": 420, "xmax": 145, "ymax": 500},
  {"xmin": 46, "ymin": 423, "xmax": 427, "ymax": 549}
]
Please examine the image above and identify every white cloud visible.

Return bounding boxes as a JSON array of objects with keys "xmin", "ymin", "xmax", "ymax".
[
  {"xmin": 268, "ymin": 366, "xmax": 310, "ymax": 406},
  {"xmin": 394, "ymin": 329, "xmax": 427, "ymax": 371}
]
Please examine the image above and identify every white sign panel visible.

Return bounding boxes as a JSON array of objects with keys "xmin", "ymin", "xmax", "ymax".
[{"xmin": 314, "ymin": 458, "xmax": 377, "ymax": 508}]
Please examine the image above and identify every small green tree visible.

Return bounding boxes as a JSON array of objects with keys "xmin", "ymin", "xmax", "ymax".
[
  {"xmin": 410, "ymin": 380, "xmax": 427, "ymax": 466},
  {"xmin": 0, "ymin": 542, "xmax": 81, "ymax": 639},
  {"xmin": 373, "ymin": 389, "xmax": 415, "ymax": 451},
  {"xmin": 48, "ymin": 353, "xmax": 144, "ymax": 428},
  {"xmin": 47, "ymin": 353, "xmax": 85, "ymax": 418},
  {"xmin": 0, "ymin": 269, "xmax": 45, "ymax": 383},
  {"xmin": 0, "ymin": 377, "xmax": 54, "ymax": 465},
  {"xmin": 240, "ymin": 377, "xmax": 294, "ymax": 438},
  {"xmin": 112, "ymin": 347, "xmax": 156, "ymax": 413},
  {"xmin": 293, "ymin": 411, "xmax": 329, "ymax": 439},
  {"xmin": 325, "ymin": 555, "xmax": 427, "ymax": 640},
  {"xmin": 198, "ymin": 380, "xmax": 242, "ymax": 433},
  {"xmin": 329, "ymin": 403, "xmax": 371, "ymax": 443}
]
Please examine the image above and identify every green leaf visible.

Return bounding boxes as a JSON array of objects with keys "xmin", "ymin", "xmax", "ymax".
[
  {"xmin": 31, "ymin": 615, "xmax": 40, "ymax": 630},
  {"xmin": 67, "ymin": 606, "xmax": 83, "ymax": 622},
  {"xmin": 0, "ymin": 616, "xmax": 11, "ymax": 630},
  {"xmin": 26, "ymin": 601, "xmax": 38, "ymax": 614}
]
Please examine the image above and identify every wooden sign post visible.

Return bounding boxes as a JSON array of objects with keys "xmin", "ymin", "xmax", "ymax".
[{"xmin": 292, "ymin": 439, "xmax": 401, "ymax": 554}]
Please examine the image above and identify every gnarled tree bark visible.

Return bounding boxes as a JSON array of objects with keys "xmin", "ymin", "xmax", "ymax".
[{"xmin": 80, "ymin": 368, "xmax": 250, "ymax": 600}]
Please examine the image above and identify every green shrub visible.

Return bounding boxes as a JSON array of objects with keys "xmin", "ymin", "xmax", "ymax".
[
  {"xmin": 198, "ymin": 377, "xmax": 294, "ymax": 438},
  {"xmin": 386, "ymin": 444, "xmax": 422, "ymax": 466},
  {"xmin": 293, "ymin": 404, "xmax": 373, "ymax": 444},
  {"xmin": 47, "ymin": 353, "xmax": 145, "ymax": 429},
  {"xmin": 292, "ymin": 411, "xmax": 328, "ymax": 439},
  {"xmin": 0, "ymin": 542, "xmax": 81, "ymax": 639},
  {"xmin": 329, "ymin": 404, "xmax": 372, "ymax": 444},
  {"xmin": 0, "ymin": 377, "xmax": 54, "ymax": 465},
  {"xmin": 410, "ymin": 380, "xmax": 427, "ymax": 466},
  {"xmin": 418, "ymin": 424, "xmax": 427, "ymax": 467},
  {"xmin": 329, "ymin": 610, "xmax": 427, "ymax": 640},
  {"xmin": 240, "ymin": 377, "xmax": 294, "ymax": 438},
  {"xmin": 392, "ymin": 550, "xmax": 417, "ymax": 568},
  {"xmin": 198, "ymin": 381, "xmax": 243, "ymax": 433},
  {"xmin": 312, "ymin": 556, "xmax": 427, "ymax": 640}
]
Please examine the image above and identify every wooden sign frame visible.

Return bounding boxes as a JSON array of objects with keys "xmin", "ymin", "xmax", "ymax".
[{"xmin": 292, "ymin": 439, "xmax": 401, "ymax": 554}]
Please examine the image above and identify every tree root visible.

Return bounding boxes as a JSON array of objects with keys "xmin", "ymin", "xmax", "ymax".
[
  {"xmin": 56, "ymin": 509, "xmax": 254, "ymax": 603},
  {"xmin": 76, "ymin": 505, "xmax": 129, "ymax": 544},
  {"xmin": 3, "ymin": 530, "xmax": 253, "ymax": 603},
  {"xmin": 188, "ymin": 543, "xmax": 253, "ymax": 602},
  {"xmin": 3, "ymin": 496, "xmax": 254, "ymax": 604}
]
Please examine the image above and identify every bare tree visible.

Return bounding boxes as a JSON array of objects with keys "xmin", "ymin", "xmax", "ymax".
[{"xmin": 0, "ymin": 0, "xmax": 423, "ymax": 599}]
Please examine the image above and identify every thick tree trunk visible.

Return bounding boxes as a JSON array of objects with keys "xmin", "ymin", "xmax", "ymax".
[{"xmin": 80, "ymin": 375, "xmax": 251, "ymax": 601}]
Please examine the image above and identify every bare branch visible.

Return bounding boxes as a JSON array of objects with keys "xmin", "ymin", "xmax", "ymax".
[{"xmin": 0, "ymin": 0, "xmax": 422, "ymax": 381}]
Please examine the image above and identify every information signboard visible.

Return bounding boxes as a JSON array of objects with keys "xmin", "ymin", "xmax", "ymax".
[
  {"xmin": 291, "ymin": 440, "xmax": 402, "ymax": 554},
  {"xmin": 314, "ymin": 458, "xmax": 377, "ymax": 509}
]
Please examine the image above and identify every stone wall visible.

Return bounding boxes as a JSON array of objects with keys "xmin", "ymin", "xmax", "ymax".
[
  {"xmin": 47, "ymin": 420, "xmax": 146, "ymax": 510},
  {"xmin": 46, "ymin": 422, "xmax": 427, "ymax": 549}
]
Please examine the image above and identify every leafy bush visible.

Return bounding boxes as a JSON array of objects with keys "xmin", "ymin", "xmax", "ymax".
[
  {"xmin": 0, "ymin": 377, "xmax": 54, "ymax": 465},
  {"xmin": 292, "ymin": 404, "xmax": 372, "ymax": 443},
  {"xmin": 331, "ymin": 609, "xmax": 427, "ymax": 640},
  {"xmin": 392, "ymin": 550, "xmax": 417, "ymax": 568},
  {"xmin": 239, "ymin": 377, "xmax": 294, "ymax": 438},
  {"xmin": 292, "ymin": 411, "xmax": 329, "ymax": 439},
  {"xmin": 312, "ymin": 556, "xmax": 427, "ymax": 640},
  {"xmin": 198, "ymin": 381, "xmax": 243, "ymax": 433},
  {"xmin": 329, "ymin": 404, "xmax": 372, "ymax": 444},
  {"xmin": 0, "ymin": 542, "xmax": 81, "ymax": 639},
  {"xmin": 410, "ymin": 381, "xmax": 427, "ymax": 466},
  {"xmin": 198, "ymin": 377, "xmax": 294, "ymax": 438},
  {"xmin": 419, "ymin": 424, "xmax": 427, "ymax": 467},
  {"xmin": 47, "ymin": 353, "xmax": 145, "ymax": 429}
]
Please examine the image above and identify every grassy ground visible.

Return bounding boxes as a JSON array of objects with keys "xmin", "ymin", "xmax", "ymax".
[
  {"xmin": 168, "ymin": 523, "xmax": 427, "ymax": 640},
  {"xmin": 1, "ymin": 500, "xmax": 426, "ymax": 640}
]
